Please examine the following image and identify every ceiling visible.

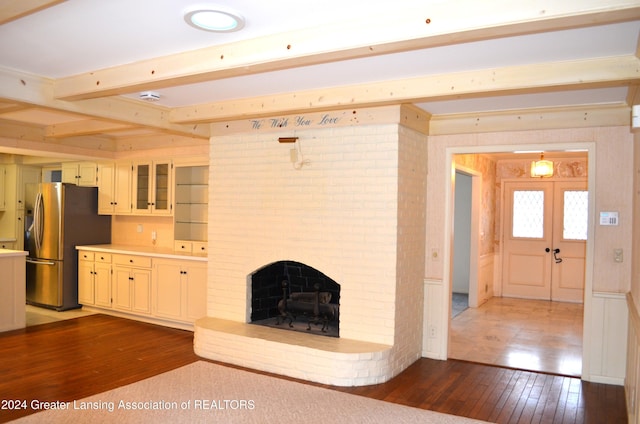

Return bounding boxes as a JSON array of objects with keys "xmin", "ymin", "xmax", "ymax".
[{"xmin": 0, "ymin": 0, "xmax": 639, "ymax": 161}]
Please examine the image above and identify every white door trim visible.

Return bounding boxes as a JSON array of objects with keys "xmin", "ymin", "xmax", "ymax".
[{"xmin": 441, "ymin": 142, "xmax": 596, "ymax": 380}]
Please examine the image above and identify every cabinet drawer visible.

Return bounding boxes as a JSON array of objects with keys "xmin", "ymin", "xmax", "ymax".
[
  {"xmin": 192, "ymin": 242, "xmax": 207, "ymax": 254},
  {"xmin": 174, "ymin": 241, "xmax": 192, "ymax": 253},
  {"xmin": 113, "ymin": 254, "xmax": 151, "ymax": 268},
  {"xmin": 95, "ymin": 253, "xmax": 112, "ymax": 263},
  {"xmin": 78, "ymin": 251, "xmax": 94, "ymax": 261}
]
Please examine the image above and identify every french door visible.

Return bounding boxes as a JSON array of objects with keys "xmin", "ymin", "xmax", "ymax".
[{"xmin": 502, "ymin": 180, "xmax": 588, "ymax": 302}]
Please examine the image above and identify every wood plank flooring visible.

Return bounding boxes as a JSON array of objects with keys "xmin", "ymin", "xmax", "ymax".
[{"xmin": 0, "ymin": 314, "xmax": 627, "ymax": 423}]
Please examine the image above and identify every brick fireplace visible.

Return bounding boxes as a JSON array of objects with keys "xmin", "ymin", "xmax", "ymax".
[{"xmin": 194, "ymin": 106, "xmax": 428, "ymax": 386}]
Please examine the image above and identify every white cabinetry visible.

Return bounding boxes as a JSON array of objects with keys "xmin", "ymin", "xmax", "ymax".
[
  {"xmin": 0, "ymin": 250, "xmax": 27, "ymax": 331},
  {"xmin": 97, "ymin": 162, "xmax": 132, "ymax": 215},
  {"xmin": 78, "ymin": 251, "xmax": 112, "ymax": 307},
  {"xmin": 76, "ymin": 247, "xmax": 206, "ymax": 329},
  {"xmin": 0, "ymin": 165, "xmax": 41, "ymax": 250},
  {"xmin": 112, "ymin": 254, "xmax": 151, "ymax": 314},
  {"xmin": 62, "ymin": 162, "xmax": 97, "ymax": 186},
  {"xmin": 153, "ymin": 259, "xmax": 206, "ymax": 323},
  {"xmin": 133, "ymin": 161, "xmax": 172, "ymax": 215}
]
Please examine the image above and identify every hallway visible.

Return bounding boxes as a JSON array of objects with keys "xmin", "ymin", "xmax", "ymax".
[{"xmin": 449, "ymin": 297, "xmax": 583, "ymax": 377}]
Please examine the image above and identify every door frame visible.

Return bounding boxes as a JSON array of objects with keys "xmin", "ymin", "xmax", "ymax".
[
  {"xmin": 442, "ymin": 142, "xmax": 596, "ymax": 380},
  {"xmin": 453, "ymin": 165, "xmax": 481, "ymax": 308}
]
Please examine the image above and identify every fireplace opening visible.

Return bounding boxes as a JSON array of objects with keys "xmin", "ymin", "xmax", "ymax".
[{"xmin": 250, "ymin": 261, "xmax": 340, "ymax": 337}]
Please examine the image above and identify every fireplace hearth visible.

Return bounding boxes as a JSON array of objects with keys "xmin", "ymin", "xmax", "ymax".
[{"xmin": 250, "ymin": 261, "xmax": 340, "ymax": 337}]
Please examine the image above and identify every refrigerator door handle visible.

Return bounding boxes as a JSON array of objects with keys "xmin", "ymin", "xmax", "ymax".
[
  {"xmin": 33, "ymin": 191, "xmax": 44, "ymax": 252},
  {"xmin": 26, "ymin": 258, "xmax": 56, "ymax": 266}
]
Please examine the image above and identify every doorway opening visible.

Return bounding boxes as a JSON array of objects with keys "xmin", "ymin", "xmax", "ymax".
[{"xmin": 447, "ymin": 147, "xmax": 591, "ymax": 378}]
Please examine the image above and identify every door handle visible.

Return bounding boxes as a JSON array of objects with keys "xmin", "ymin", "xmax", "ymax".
[
  {"xmin": 553, "ymin": 248, "xmax": 562, "ymax": 263},
  {"xmin": 545, "ymin": 248, "xmax": 563, "ymax": 263}
]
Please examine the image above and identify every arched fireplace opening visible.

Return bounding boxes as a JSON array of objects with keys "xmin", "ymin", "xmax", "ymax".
[{"xmin": 250, "ymin": 261, "xmax": 340, "ymax": 337}]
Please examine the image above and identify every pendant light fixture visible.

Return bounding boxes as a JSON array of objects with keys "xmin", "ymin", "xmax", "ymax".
[{"xmin": 530, "ymin": 152, "xmax": 554, "ymax": 178}]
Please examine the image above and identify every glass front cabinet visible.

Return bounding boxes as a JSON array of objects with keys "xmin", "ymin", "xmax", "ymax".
[{"xmin": 133, "ymin": 161, "xmax": 172, "ymax": 215}]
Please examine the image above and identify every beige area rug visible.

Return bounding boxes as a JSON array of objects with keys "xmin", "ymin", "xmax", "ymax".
[{"xmin": 14, "ymin": 361, "xmax": 491, "ymax": 424}]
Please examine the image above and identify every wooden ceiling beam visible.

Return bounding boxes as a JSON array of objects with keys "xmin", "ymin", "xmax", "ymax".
[
  {"xmin": 53, "ymin": 0, "xmax": 640, "ymax": 101},
  {"xmin": 44, "ymin": 120, "xmax": 135, "ymax": 138},
  {"xmin": 0, "ymin": 0, "xmax": 66, "ymax": 25},
  {"xmin": 171, "ymin": 56, "xmax": 640, "ymax": 124},
  {"xmin": 0, "ymin": 67, "xmax": 209, "ymax": 138}
]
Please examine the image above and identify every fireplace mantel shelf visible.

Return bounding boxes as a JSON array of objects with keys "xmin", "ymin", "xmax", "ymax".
[{"xmin": 195, "ymin": 317, "xmax": 395, "ymax": 386}]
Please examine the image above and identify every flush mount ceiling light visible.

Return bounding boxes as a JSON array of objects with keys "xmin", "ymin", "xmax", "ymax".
[
  {"xmin": 184, "ymin": 8, "xmax": 245, "ymax": 32},
  {"xmin": 530, "ymin": 152, "xmax": 554, "ymax": 178}
]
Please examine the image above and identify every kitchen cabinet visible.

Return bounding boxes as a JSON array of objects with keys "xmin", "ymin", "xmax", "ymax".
[
  {"xmin": 112, "ymin": 254, "xmax": 151, "ymax": 314},
  {"xmin": 174, "ymin": 165, "xmax": 208, "ymax": 252},
  {"xmin": 153, "ymin": 258, "xmax": 206, "ymax": 323},
  {"xmin": 78, "ymin": 251, "xmax": 112, "ymax": 307},
  {"xmin": 0, "ymin": 249, "xmax": 27, "ymax": 332},
  {"xmin": 0, "ymin": 241, "xmax": 16, "ymax": 249},
  {"xmin": 0, "ymin": 165, "xmax": 6, "ymax": 211},
  {"xmin": 0, "ymin": 165, "xmax": 41, "ymax": 249},
  {"xmin": 133, "ymin": 161, "xmax": 172, "ymax": 215},
  {"xmin": 97, "ymin": 162, "xmax": 133, "ymax": 215},
  {"xmin": 62, "ymin": 161, "xmax": 97, "ymax": 186}
]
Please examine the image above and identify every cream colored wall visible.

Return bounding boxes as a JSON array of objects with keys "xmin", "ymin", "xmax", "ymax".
[{"xmin": 109, "ymin": 215, "xmax": 174, "ymax": 249}]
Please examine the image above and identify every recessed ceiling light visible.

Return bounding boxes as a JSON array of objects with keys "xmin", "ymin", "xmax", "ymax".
[{"xmin": 184, "ymin": 8, "xmax": 245, "ymax": 32}]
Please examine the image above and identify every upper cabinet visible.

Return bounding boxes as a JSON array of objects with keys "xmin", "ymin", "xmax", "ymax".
[
  {"xmin": 0, "ymin": 165, "xmax": 41, "ymax": 248},
  {"xmin": 62, "ymin": 161, "xmax": 97, "ymax": 186},
  {"xmin": 97, "ymin": 162, "xmax": 133, "ymax": 215},
  {"xmin": 132, "ymin": 161, "xmax": 172, "ymax": 215}
]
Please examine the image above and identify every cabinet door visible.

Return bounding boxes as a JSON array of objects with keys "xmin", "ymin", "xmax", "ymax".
[
  {"xmin": 17, "ymin": 166, "xmax": 41, "ymax": 210},
  {"xmin": 14, "ymin": 211, "xmax": 24, "ymax": 251},
  {"xmin": 0, "ymin": 166, "xmax": 6, "ymax": 210},
  {"xmin": 77, "ymin": 163, "xmax": 97, "ymax": 186},
  {"xmin": 133, "ymin": 163, "xmax": 151, "ymax": 214},
  {"xmin": 154, "ymin": 261, "xmax": 183, "ymax": 320},
  {"xmin": 78, "ymin": 260, "xmax": 95, "ymax": 305},
  {"xmin": 152, "ymin": 162, "xmax": 172, "ymax": 215},
  {"xmin": 185, "ymin": 263, "xmax": 207, "ymax": 321},
  {"xmin": 61, "ymin": 163, "xmax": 78, "ymax": 184},
  {"xmin": 94, "ymin": 261, "xmax": 112, "ymax": 307},
  {"xmin": 114, "ymin": 162, "xmax": 132, "ymax": 214},
  {"xmin": 112, "ymin": 266, "xmax": 133, "ymax": 310},
  {"xmin": 97, "ymin": 163, "xmax": 116, "ymax": 214},
  {"xmin": 131, "ymin": 268, "xmax": 151, "ymax": 314}
]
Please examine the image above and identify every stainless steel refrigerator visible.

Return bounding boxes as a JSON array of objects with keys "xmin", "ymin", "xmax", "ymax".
[{"xmin": 25, "ymin": 183, "xmax": 111, "ymax": 310}]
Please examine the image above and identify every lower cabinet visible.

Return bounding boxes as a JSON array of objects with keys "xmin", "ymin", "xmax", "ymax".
[
  {"xmin": 78, "ymin": 252, "xmax": 112, "ymax": 307},
  {"xmin": 113, "ymin": 266, "xmax": 151, "ymax": 314},
  {"xmin": 154, "ymin": 259, "xmax": 207, "ymax": 323},
  {"xmin": 77, "ymin": 249, "xmax": 205, "ymax": 328}
]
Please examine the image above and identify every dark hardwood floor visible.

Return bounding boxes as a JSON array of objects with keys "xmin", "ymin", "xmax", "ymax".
[{"xmin": 0, "ymin": 314, "xmax": 627, "ymax": 423}]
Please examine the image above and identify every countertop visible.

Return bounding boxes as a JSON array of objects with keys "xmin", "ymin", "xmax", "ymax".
[
  {"xmin": 0, "ymin": 249, "xmax": 28, "ymax": 258},
  {"xmin": 76, "ymin": 244, "xmax": 207, "ymax": 262}
]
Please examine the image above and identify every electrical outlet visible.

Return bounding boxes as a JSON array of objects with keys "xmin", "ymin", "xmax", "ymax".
[{"xmin": 136, "ymin": 224, "xmax": 143, "ymax": 233}]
